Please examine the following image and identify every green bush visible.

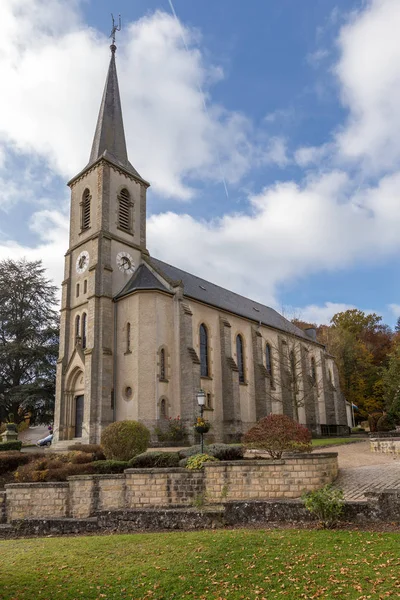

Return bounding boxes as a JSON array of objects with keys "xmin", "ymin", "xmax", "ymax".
[
  {"xmin": 178, "ymin": 445, "xmax": 202, "ymax": 459},
  {"xmin": 302, "ymin": 485, "xmax": 344, "ymax": 528},
  {"xmin": 129, "ymin": 451, "xmax": 180, "ymax": 469},
  {"xmin": 101, "ymin": 420, "xmax": 150, "ymax": 461},
  {"xmin": 377, "ymin": 414, "xmax": 396, "ymax": 432},
  {"xmin": 154, "ymin": 417, "xmax": 188, "ymax": 443},
  {"xmin": 91, "ymin": 460, "xmax": 129, "ymax": 474},
  {"xmin": 351, "ymin": 427, "xmax": 365, "ymax": 433},
  {"xmin": 179, "ymin": 457, "xmax": 189, "ymax": 467},
  {"xmin": 186, "ymin": 453, "xmax": 219, "ymax": 470},
  {"xmin": 0, "ymin": 440, "xmax": 22, "ymax": 452},
  {"xmin": 67, "ymin": 444, "xmax": 105, "ymax": 460},
  {"xmin": 0, "ymin": 451, "xmax": 31, "ymax": 475}
]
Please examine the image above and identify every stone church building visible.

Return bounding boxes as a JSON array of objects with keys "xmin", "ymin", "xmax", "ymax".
[{"xmin": 54, "ymin": 43, "xmax": 348, "ymax": 445}]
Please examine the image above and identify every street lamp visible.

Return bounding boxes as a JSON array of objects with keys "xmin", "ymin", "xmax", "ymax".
[{"xmin": 196, "ymin": 389, "xmax": 206, "ymax": 453}]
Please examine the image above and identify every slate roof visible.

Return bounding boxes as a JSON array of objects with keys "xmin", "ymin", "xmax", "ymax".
[
  {"xmin": 123, "ymin": 257, "xmax": 314, "ymax": 342},
  {"xmin": 115, "ymin": 263, "xmax": 170, "ymax": 299}
]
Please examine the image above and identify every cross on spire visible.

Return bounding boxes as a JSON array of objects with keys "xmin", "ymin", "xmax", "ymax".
[{"xmin": 110, "ymin": 14, "xmax": 121, "ymax": 52}]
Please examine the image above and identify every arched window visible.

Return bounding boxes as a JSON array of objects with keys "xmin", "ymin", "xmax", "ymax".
[
  {"xmin": 311, "ymin": 357, "xmax": 316, "ymax": 383},
  {"xmin": 160, "ymin": 398, "xmax": 167, "ymax": 418},
  {"xmin": 75, "ymin": 315, "xmax": 80, "ymax": 344},
  {"xmin": 126, "ymin": 322, "xmax": 131, "ymax": 353},
  {"xmin": 160, "ymin": 348, "xmax": 166, "ymax": 380},
  {"xmin": 81, "ymin": 188, "xmax": 91, "ymax": 230},
  {"xmin": 118, "ymin": 188, "xmax": 132, "ymax": 232},
  {"xmin": 82, "ymin": 312, "xmax": 87, "ymax": 349},
  {"xmin": 236, "ymin": 334, "xmax": 245, "ymax": 383},
  {"xmin": 290, "ymin": 350, "xmax": 296, "ymax": 384},
  {"xmin": 200, "ymin": 324, "xmax": 209, "ymax": 377},
  {"xmin": 266, "ymin": 343, "xmax": 272, "ymax": 377}
]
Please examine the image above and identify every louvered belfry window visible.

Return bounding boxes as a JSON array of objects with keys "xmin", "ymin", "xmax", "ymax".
[
  {"xmin": 81, "ymin": 189, "xmax": 91, "ymax": 230},
  {"xmin": 118, "ymin": 188, "xmax": 132, "ymax": 232}
]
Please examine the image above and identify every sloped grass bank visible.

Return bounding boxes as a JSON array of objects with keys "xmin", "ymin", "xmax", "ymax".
[{"xmin": 1, "ymin": 529, "xmax": 399, "ymax": 599}]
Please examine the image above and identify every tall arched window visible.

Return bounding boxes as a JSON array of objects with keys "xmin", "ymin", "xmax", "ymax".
[
  {"xmin": 81, "ymin": 188, "xmax": 91, "ymax": 231},
  {"xmin": 236, "ymin": 334, "xmax": 245, "ymax": 383},
  {"xmin": 75, "ymin": 315, "xmax": 80, "ymax": 344},
  {"xmin": 82, "ymin": 313, "xmax": 87, "ymax": 349},
  {"xmin": 160, "ymin": 348, "xmax": 166, "ymax": 380},
  {"xmin": 200, "ymin": 324, "xmax": 209, "ymax": 377},
  {"xmin": 126, "ymin": 322, "xmax": 131, "ymax": 353},
  {"xmin": 266, "ymin": 343, "xmax": 272, "ymax": 377},
  {"xmin": 311, "ymin": 357, "xmax": 316, "ymax": 383},
  {"xmin": 290, "ymin": 350, "xmax": 296, "ymax": 384},
  {"xmin": 160, "ymin": 398, "xmax": 167, "ymax": 418},
  {"xmin": 118, "ymin": 188, "xmax": 132, "ymax": 232}
]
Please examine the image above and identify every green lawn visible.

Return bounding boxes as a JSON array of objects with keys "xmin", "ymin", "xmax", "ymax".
[
  {"xmin": 1, "ymin": 529, "xmax": 400, "ymax": 599},
  {"xmin": 312, "ymin": 437, "xmax": 361, "ymax": 447}
]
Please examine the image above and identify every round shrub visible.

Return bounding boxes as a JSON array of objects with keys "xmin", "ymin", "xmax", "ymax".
[
  {"xmin": 243, "ymin": 414, "xmax": 312, "ymax": 459},
  {"xmin": 186, "ymin": 453, "xmax": 219, "ymax": 470},
  {"xmin": 101, "ymin": 420, "xmax": 150, "ymax": 461},
  {"xmin": 377, "ymin": 414, "xmax": 396, "ymax": 432},
  {"xmin": 178, "ymin": 445, "xmax": 202, "ymax": 459}
]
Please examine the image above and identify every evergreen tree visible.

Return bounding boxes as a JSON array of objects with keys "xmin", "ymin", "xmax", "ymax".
[{"xmin": 0, "ymin": 258, "xmax": 59, "ymax": 424}]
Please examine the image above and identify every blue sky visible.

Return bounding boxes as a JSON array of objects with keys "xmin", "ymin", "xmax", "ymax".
[{"xmin": 1, "ymin": 0, "xmax": 400, "ymax": 325}]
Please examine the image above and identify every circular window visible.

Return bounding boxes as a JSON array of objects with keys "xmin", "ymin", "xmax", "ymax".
[{"xmin": 125, "ymin": 386, "xmax": 133, "ymax": 400}]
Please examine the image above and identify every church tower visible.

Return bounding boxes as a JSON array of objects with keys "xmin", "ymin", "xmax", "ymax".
[{"xmin": 54, "ymin": 41, "xmax": 150, "ymax": 443}]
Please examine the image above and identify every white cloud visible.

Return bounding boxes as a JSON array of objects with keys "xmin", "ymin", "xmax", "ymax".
[
  {"xmin": 0, "ymin": 1, "xmax": 272, "ymax": 201},
  {"xmin": 335, "ymin": 0, "xmax": 400, "ymax": 173},
  {"xmin": 290, "ymin": 302, "xmax": 358, "ymax": 325},
  {"xmin": 389, "ymin": 304, "xmax": 400, "ymax": 318}
]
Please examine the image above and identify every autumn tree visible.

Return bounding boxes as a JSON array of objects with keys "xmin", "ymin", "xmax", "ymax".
[{"xmin": 0, "ymin": 259, "xmax": 59, "ymax": 424}]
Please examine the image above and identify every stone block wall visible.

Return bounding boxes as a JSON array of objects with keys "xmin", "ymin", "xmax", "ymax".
[
  {"xmin": 370, "ymin": 438, "xmax": 400, "ymax": 454},
  {"xmin": 124, "ymin": 469, "xmax": 204, "ymax": 508},
  {"xmin": 3, "ymin": 454, "xmax": 337, "ymax": 522},
  {"xmin": 205, "ymin": 454, "xmax": 338, "ymax": 502},
  {"xmin": 5, "ymin": 483, "xmax": 69, "ymax": 521},
  {"xmin": 0, "ymin": 491, "xmax": 6, "ymax": 523}
]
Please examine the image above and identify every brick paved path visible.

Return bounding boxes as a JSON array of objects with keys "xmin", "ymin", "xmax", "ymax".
[{"xmin": 321, "ymin": 441, "xmax": 400, "ymax": 501}]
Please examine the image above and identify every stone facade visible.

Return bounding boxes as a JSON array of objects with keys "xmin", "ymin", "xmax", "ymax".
[
  {"xmin": 54, "ymin": 46, "xmax": 349, "ymax": 447},
  {"xmin": 3, "ymin": 454, "xmax": 337, "ymax": 523}
]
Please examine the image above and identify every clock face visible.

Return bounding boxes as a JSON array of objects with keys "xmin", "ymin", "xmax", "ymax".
[
  {"xmin": 76, "ymin": 251, "xmax": 89, "ymax": 274},
  {"xmin": 117, "ymin": 251, "xmax": 135, "ymax": 274}
]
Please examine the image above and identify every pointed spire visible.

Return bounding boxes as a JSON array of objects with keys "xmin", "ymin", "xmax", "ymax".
[{"xmin": 87, "ymin": 44, "xmax": 142, "ymax": 180}]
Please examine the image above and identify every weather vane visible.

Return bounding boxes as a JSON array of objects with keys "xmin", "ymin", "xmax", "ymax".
[{"xmin": 110, "ymin": 14, "xmax": 121, "ymax": 46}]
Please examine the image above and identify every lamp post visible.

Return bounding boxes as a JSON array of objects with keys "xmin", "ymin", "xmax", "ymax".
[{"xmin": 196, "ymin": 389, "xmax": 206, "ymax": 453}]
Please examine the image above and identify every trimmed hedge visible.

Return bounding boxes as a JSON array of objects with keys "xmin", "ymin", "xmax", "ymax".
[
  {"xmin": 101, "ymin": 420, "xmax": 150, "ymax": 461},
  {"xmin": 0, "ymin": 440, "xmax": 22, "ymax": 452},
  {"xmin": 178, "ymin": 444, "xmax": 244, "ymax": 461},
  {"xmin": 129, "ymin": 451, "xmax": 180, "ymax": 469},
  {"xmin": 0, "ymin": 451, "xmax": 31, "ymax": 475},
  {"xmin": 91, "ymin": 460, "xmax": 129, "ymax": 474}
]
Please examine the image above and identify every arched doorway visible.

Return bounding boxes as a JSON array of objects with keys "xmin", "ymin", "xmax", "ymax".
[{"xmin": 66, "ymin": 368, "xmax": 85, "ymax": 439}]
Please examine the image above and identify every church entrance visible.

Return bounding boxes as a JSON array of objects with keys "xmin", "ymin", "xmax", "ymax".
[{"xmin": 75, "ymin": 395, "xmax": 84, "ymax": 438}]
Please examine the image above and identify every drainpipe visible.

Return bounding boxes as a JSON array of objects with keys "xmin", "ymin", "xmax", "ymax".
[{"xmin": 113, "ymin": 299, "xmax": 118, "ymax": 423}]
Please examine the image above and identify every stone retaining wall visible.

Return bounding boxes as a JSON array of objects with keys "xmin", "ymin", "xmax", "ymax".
[
  {"xmin": 205, "ymin": 454, "xmax": 338, "ymax": 502},
  {"xmin": 0, "ymin": 491, "xmax": 6, "ymax": 523},
  {"xmin": 370, "ymin": 437, "xmax": 400, "ymax": 454},
  {"xmin": 3, "ymin": 454, "xmax": 337, "ymax": 522}
]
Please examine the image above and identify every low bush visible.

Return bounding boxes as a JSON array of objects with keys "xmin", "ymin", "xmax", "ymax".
[
  {"xmin": 351, "ymin": 427, "xmax": 365, "ymax": 433},
  {"xmin": 15, "ymin": 458, "xmax": 96, "ymax": 482},
  {"xmin": 178, "ymin": 445, "xmax": 202, "ymax": 459},
  {"xmin": 67, "ymin": 444, "xmax": 105, "ymax": 460},
  {"xmin": 68, "ymin": 451, "xmax": 95, "ymax": 465},
  {"xmin": 302, "ymin": 484, "xmax": 344, "ymax": 528},
  {"xmin": 129, "ymin": 451, "xmax": 180, "ymax": 469},
  {"xmin": 179, "ymin": 457, "xmax": 189, "ymax": 467},
  {"xmin": 0, "ymin": 452, "xmax": 31, "ymax": 475},
  {"xmin": 154, "ymin": 417, "xmax": 188, "ymax": 443},
  {"xmin": 0, "ymin": 440, "xmax": 22, "ymax": 452},
  {"xmin": 377, "ymin": 414, "xmax": 396, "ymax": 432},
  {"xmin": 243, "ymin": 414, "xmax": 312, "ymax": 459},
  {"xmin": 101, "ymin": 420, "xmax": 150, "ymax": 461},
  {"xmin": 186, "ymin": 454, "xmax": 219, "ymax": 470},
  {"xmin": 91, "ymin": 460, "xmax": 129, "ymax": 474},
  {"xmin": 206, "ymin": 444, "xmax": 244, "ymax": 461}
]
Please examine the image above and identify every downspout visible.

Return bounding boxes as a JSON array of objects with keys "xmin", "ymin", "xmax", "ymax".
[{"xmin": 113, "ymin": 298, "xmax": 118, "ymax": 423}]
